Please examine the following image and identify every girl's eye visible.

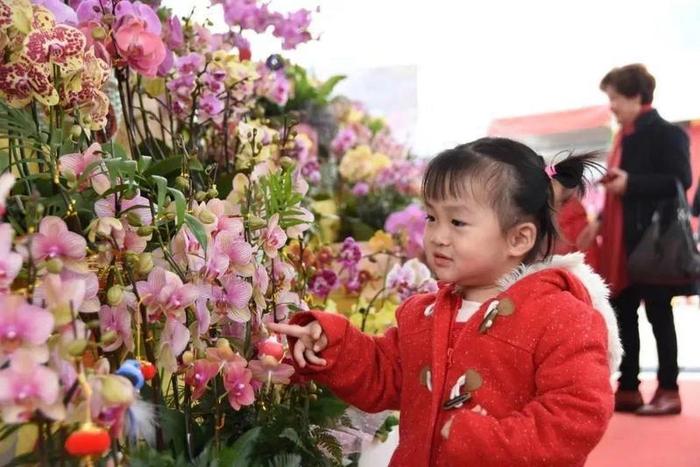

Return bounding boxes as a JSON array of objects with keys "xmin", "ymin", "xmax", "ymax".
[
  {"xmin": 451, "ymin": 219, "xmax": 467, "ymax": 227},
  {"xmin": 425, "ymin": 214, "xmax": 436, "ymax": 222}
]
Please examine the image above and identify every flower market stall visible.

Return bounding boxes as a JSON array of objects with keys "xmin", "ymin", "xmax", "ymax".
[{"xmin": 0, "ymin": 0, "xmax": 429, "ymax": 465}]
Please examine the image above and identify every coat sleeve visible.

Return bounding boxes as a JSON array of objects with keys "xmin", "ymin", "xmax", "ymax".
[
  {"xmin": 441, "ymin": 294, "xmax": 614, "ymax": 467},
  {"xmin": 287, "ymin": 297, "xmax": 416, "ymax": 413},
  {"xmin": 626, "ymin": 125, "xmax": 691, "ymax": 198}
]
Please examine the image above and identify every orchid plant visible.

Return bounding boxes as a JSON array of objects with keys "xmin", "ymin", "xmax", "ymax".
[{"xmin": 0, "ymin": 0, "xmax": 434, "ymax": 465}]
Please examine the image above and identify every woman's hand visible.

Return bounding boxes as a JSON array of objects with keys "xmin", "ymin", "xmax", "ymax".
[
  {"xmin": 266, "ymin": 321, "xmax": 328, "ymax": 368},
  {"xmin": 602, "ymin": 167, "xmax": 628, "ymax": 195}
]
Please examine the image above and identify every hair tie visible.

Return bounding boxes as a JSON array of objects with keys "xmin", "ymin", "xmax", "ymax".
[{"xmin": 544, "ymin": 164, "xmax": 557, "ymax": 180}]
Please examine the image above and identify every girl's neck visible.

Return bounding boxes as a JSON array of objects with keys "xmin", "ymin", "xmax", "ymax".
[{"xmin": 459, "ymin": 283, "xmax": 502, "ymax": 303}]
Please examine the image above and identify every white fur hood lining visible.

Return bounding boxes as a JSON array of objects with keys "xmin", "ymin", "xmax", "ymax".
[{"xmin": 497, "ymin": 253, "xmax": 622, "ymax": 373}]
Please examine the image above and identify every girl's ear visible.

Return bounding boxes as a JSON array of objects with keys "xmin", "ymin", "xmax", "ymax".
[{"xmin": 506, "ymin": 221, "xmax": 537, "ymax": 258}]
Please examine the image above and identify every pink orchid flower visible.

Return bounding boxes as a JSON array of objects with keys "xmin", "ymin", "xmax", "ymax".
[
  {"xmin": 31, "ymin": 216, "xmax": 86, "ymax": 268},
  {"xmin": 205, "ymin": 343, "xmax": 247, "ymax": 365},
  {"xmin": 252, "ymin": 265, "xmax": 269, "ymax": 313},
  {"xmin": 271, "ymin": 259, "xmax": 295, "ymax": 287},
  {"xmin": 185, "ymin": 359, "xmax": 220, "ymax": 400},
  {"xmin": 204, "ymin": 244, "xmax": 230, "ymax": 279},
  {"xmin": 285, "ymin": 206, "xmax": 314, "ymax": 239},
  {"xmin": 33, "ymin": 273, "xmax": 86, "ymax": 327},
  {"xmin": 0, "ymin": 349, "xmax": 64, "ymax": 423},
  {"xmin": 0, "ymin": 294, "xmax": 54, "ymax": 359},
  {"xmin": 99, "ymin": 303, "xmax": 134, "ymax": 352},
  {"xmin": 214, "ymin": 275, "xmax": 253, "ymax": 323},
  {"xmin": 59, "ymin": 142, "xmax": 110, "ymax": 194},
  {"xmin": 94, "ymin": 191, "xmax": 153, "ymax": 226},
  {"xmin": 136, "ymin": 267, "xmax": 198, "ymax": 321},
  {"xmin": 0, "ymin": 173, "xmax": 15, "ymax": 217},
  {"xmin": 222, "ymin": 361, "xmax": 255, "ymax": 411},
  {"xmin": 249, "ymin": 356, "xmax": 295, "ymax": 385},
  {"xmin": 113, "ymin": 219, "xmax": 149, "ymax": 253},
  {"xmin": 114, "ymin": 0, "xmax": 161, "ymax": 35},
  {"xmin": 194, "ymin": 295, "xmax": 212, "ymax": 336},
  {"xmin": 272, "ymin": 290, "xmax": 305, "ymax": 322},
  {"xmin": 158, "ymin": 317, "xmax": 190, "ymax": 372},
  {"xmin": 193, "ymin": 199, "xmax": 242, "ymax": 238},
  {"xmin": 213, "ymin": 231, "xmax": 253, "ymax": 273},
  {"xmin": 261, "ymin": 214, "xmax": 287, "ymax": 258},
  {"xmin": 0, "ymin": 224, "xmax": 22, "ymax": 291},
  {"xmin": 113, "ymin": 16, "xmax": 166, "ymax": 77},
  {"xmin": 171, "ymin": 227, "xmax": 205, "ymax": 273},
  {"xmin": 60, "ymin": 270, "xmax": 100, "ymax": 313}
]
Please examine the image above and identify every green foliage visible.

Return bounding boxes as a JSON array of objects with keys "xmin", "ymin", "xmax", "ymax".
[
  {"xmin": 285, "ymin": 65, "xmax": 346, "ymax": 111},
  {"xmin": 339, "ymin": 189, "xmax": 413, "ymax": 241},
  {"xmin": 258, "ymin": 166, "xmax": 306, "ymax": 227}
]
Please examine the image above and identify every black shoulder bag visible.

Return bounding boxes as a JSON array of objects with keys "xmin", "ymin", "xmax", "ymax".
[{"xmin": 627, "ymin": 180, "xmax": 700, "ymax": 284}]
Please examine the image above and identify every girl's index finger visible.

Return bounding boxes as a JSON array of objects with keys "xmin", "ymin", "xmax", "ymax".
[{"xmin": 265, "ymin": 322, "xmax": 308, "ymax": 338}]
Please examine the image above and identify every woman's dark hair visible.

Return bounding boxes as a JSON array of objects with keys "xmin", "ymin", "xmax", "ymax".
[
  {"xmin": 422, "ymin": 137, "xmax": 602, "ymax": 264},
  {"xmin": 600, "ymin": 64, "xmax": 656, "ymax": 105}
]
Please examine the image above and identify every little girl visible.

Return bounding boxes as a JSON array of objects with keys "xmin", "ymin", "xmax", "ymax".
[{"xmin": 269, "ymin": 137, "xmax": 621, "ymax": 467}]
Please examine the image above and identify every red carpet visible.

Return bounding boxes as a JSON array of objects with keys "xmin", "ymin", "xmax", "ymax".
[{"xmin": 587, "ymin": 380, "xmax": 700, "ymax": 466}]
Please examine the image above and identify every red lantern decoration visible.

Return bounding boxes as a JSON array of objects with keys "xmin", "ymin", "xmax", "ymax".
[
  {"xmin": 257, "ymin": 337, "xmax": 285, "ymax": 361},
  {"xmin": 140, "ymin": 360, "xmax": 156, "ymax": 380},
  {"xmin": 64, "ymin": 424, "xmax": 111, "ymax": 457}
]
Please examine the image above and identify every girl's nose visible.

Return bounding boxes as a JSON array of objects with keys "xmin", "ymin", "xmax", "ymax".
[{"xmin": 429, "ymin": 227, "xmax": 449, "ymax": 246}]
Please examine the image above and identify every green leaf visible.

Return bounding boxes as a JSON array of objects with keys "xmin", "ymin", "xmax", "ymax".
[
  {"xmin": 317, "ymin": 75, "xmax": 346, "ymax": 99},
  {"xmin": 152, "ymin": 175, "xmax": 168, "ymax": 210},
  {"xmin": 188, "ymin": 158, "xmax": 204, "ymax": 172},
  {"xmin": 279, "ymin": 428, "xmax": 302, "ymax": 447},
  {"xmin": 0, "ymin": 150, "xmax": 8, "ymax": 172},
  {"xmin": 184, "ymin": 213, "xmax": 208, "ymax": 251},
  {"xmin": 224, "ymin": 426, "xmax": 262, "ymax": 467},
  {"xmin": 308, "ymin": 391, "xmax": 348, "ymax": 425},
  {"xmin": 138, "ymin": 155, "xmax": 153, "ymax": 172},
  {"xmin": 168, "ymin": 187, "xmax": 186, "ymax": 226},
  {"xmin": 105, "ymin": 158, "xmax": 137, "ymax": 183},
  {"xmin": 144, "ymin": 155, "xmax": 183, "ymax": 177},
  {"xmin": 268, "ymin": 453, "xmax": 302, "ymax": 467},
  {"xmin": 103, "ymin": 142, "xmax": 128, "ymax": 160},
  {"xmin": 158, "ymin": 406, "xmax": 188, "ymax": 459}
]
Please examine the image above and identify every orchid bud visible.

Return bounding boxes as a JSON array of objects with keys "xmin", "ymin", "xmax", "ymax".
[
  {"xmin": 46, "ymin": 258, "xmax": 63, "ymax": 274},
  {"xmin": 70, "ymin": 125, "xmax": 82, "ymax": 141},
  {"xmin": 207, "ymin": 187, "xmax": 218, "ymax": 199},
  {"xmin": 66, "ymin": 339, "xmax": 88, "ymax": 357},
  {"xmin": 216, "ymin": 338, "xmax": 231, "ymax": 350},
  {"xmin": 175, "ymin": 176, "xmax": 190, "ymax": 192},
  {"xmin": 107, "ymin": 286, "xmax": 123, "ymax": 306},
  {"xmin": 101, "ymin": 14, "xmax": 115, "ymax": 25},
  {"xmin": 137, "ymin": 226, "xmax": 154, "ymax": 237},
  {"xmin": 248, "ymin": 215, "xmax": 266, "ymax": 230},
  {"xmin": 126, "ymin": 211, "xmax": 142, "ymax": 227},
  {"xmin": 125, "ymin": 251, "xmax": 139, "ymax": 268},
  {"xmin": 100, "ymin": 330, "xmax": 118, "ymax": 346},
  {"xmin": 63, "ymin": 168, "xmax": 77, "ymax": 185},
  {"xmin": 137, "ymin": 253, "xmax": 154, "ymax": 275},
  {"xmin": 91, "ymin": 26, "xmax": 108, "ymax": 41},
  {"xmin": 198, "ymin": 209, "xmax": 216, "ymax": 224},
  {"xmin": 182, "ymin": 350, "xmax": 194, "ymax": 365}
]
